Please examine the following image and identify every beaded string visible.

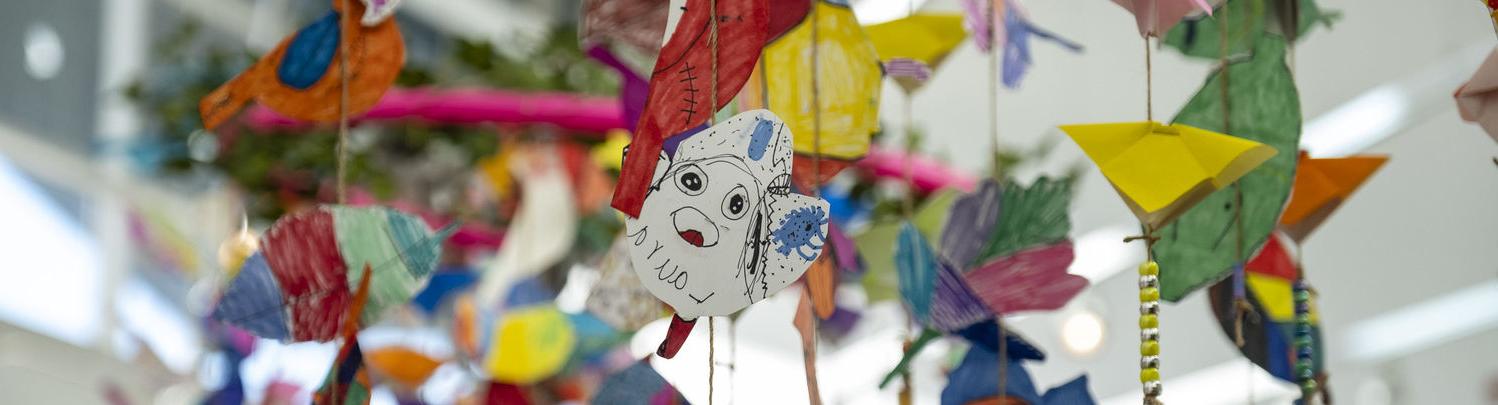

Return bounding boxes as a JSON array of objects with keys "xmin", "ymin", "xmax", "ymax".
[
  {"xmin": 1125, "ymin": 228, "xmax": 1162, "ymax": 405},
  {"xmin": 1291, "ymin": 241, "xmax": 1319, "ymax": 403}
]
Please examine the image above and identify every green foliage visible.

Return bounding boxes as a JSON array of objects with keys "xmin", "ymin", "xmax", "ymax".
[{"xmin": 975, "ymin": 177, "xmax": 1072, "ymax": 264}]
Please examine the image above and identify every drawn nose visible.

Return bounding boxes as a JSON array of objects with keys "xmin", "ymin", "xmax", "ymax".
[{"xmin": 671, "ymin": 207, "xmax": 720, "ymax": 248}]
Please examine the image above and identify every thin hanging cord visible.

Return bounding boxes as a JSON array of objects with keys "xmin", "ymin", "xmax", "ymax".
[
  {"xmin": 335, "ymin": 0, "xmax": 351, "ymax": 204},
  {"xmin": 707, "ymin": 1, "xmax": 720, "ymax": 403},
  {"xmin": 986, "ymin": 1, "xmax": 1010, "ymax": 397},
  {"xmin": 1144, "ymin": 38, "xmax": 1154, "ymax": 122},
  {"xmin": 708, "ymin": 316, "xmax": 717, "ymax": 405},
  {"xmin": 709, "ymin": 0, "xmax": 720, "ymax": 126},
  {"xmin": 988, "ymin": 0, "xmax": 1001, "ymax": 168},
  {"xmin": 811, "ymin": 2, "xmax": 823, "ymax": 194}
]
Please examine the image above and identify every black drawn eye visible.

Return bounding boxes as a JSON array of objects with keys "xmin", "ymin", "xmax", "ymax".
[
  {"xmin": 676, "ymin": 164, "xmax": 707, "ymax": 195},
  {"xmin": 722, "ymin": 185, "xmax": 749, "ymax": 220}
]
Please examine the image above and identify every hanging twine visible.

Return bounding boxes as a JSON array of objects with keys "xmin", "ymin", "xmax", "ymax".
[
  {"xmin": 810, "ymin": 2, "xmax": 823, "ymax": 194},
  {"xmin": 983, "ymin": 1, "xmax": 1012, "ymax": 397},
  {"xmin": 707, "ymin": 1, "xmax": 720, "ymax": 404},
  {"xmin": 1144, "ymin": 38, "xmax": 1154, "ymax": 122},
  {"xmin": 335, "ymin": 0, "xmax": 352, "ymax": 204}
]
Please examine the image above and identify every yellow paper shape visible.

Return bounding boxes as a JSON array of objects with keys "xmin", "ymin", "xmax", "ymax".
[
  {"xmin": 366, "ymin": 346, "xmax": 444, "ymax": 389},
  {"xmin": 1061, "ymin": 121, "xmax": 1277, "ymax": 229},
  {"xmin": 1279, "ymin": 152, "xmax": 1388, "ymax": 243},
  {"xmin": 483, "ymin": 305, "xmax": 576, "ymax": 384},
  {"xmin": 592, "ymin": 129, "xmax": 631, "ymax": 171},
  {"xmin": 748, "ymin": 1, "xmax": 882, "ymax": 160},
  {"xmin": 863, "ymin": 14, "xmax": 967, "ymax": 70},
  {"xmin": 1246, "ymin": 273, "xmax": 1319, "ymax": 324}
]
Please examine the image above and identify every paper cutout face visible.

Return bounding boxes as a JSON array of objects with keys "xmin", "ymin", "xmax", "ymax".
[{"xmin": 625, "ymin": 110, "xmax": 829, "ymax": 319}]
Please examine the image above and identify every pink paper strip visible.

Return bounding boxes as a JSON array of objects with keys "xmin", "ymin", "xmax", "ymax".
[
  {"xmin": 243, "ymin": 88, "xmax": 627, "ymax": 134},
  {"xmin": 859, "ymin": 145, "xmax": 979, "ymax": 193}
]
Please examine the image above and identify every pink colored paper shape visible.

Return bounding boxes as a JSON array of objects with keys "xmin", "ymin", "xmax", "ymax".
[
  {"xmin": 962, "ymin": 242, "xmax": 1084, "ymax": 314},
  {"xmin": 244, "ymin": 88, "xmax": 626, "ymax": 134}
]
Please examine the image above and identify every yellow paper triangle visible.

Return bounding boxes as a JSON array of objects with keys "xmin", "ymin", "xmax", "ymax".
[
  {"xmin": 864, "ymin": 13, "xmax": 967, "ymax": 69},
  {"xmin": 1061, "ymin": 121, "xmax": 1277, "ymax": 229}
]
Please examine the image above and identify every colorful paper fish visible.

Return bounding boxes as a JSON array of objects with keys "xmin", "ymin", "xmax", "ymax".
[
  {"xmin": 1207, "ymin": 234, "xmax": 1326, "ymax": 386},
  {"xmin": 199, "ymin": 0, "xmax": 404, "ymax": 130},
  {"xmin": 211, "ymin": 205, "xmax": 451, "ymax": 342}
]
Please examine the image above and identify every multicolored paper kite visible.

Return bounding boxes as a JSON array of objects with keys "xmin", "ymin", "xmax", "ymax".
[
  {"xmin": 212, "ymin": 205, "xmax": 451, "ymax": 342},
  {"xmin": 199, "ymin": 0, "xmax": 404, "ymax": 130}
]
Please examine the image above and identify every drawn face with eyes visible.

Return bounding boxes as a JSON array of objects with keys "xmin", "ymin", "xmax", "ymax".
[{"xmin": 625, "ymin": 110, "xmax": 829, "ymax": 320}]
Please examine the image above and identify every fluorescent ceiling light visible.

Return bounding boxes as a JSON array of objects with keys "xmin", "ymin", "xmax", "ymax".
[
  {"xmin": 1301, "ymin": 42, "xmax": 1490, "ymax": 157},
  {"xmin": 1345, "ymin": 279, "xmax": 1498, "ymax": 363},
  {"xmin": 1099, "ymin": 358, "xmax": 1298, "ymax": 405}
]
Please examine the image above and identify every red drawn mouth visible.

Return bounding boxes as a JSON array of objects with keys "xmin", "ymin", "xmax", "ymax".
[{"xmin": 679, "ymin": 230, "xmax": 705, "ymax": 247}]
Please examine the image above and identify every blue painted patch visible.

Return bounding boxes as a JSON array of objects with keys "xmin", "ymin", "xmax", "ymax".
[
  {"xmin": 662, "ymin": 124, "xmax": 708, "ymax": 158},
  {"xmin": 276, "ymin": 12, "xmax": 340, "ymax": 90},
  {"xmin": 212, "ymin": 253, "xmax": 291, "ymax": 340},
  {"xmin": 772, "ymin": 206, "xmax": 828, "ymax": 261},
  {"xmin": 747, "ymin": 118, "xmax": 775, "ymax": 161},
  {"xmin": 410, "ymin": 268, "xmax": 476, "ymax": 315}
]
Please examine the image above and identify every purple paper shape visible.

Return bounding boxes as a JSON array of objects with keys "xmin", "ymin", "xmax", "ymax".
[
  {"xmin": 940, "ymin": 179, "xmax": 1002, "ymax": 268},
  {"xmin": 963, "ymin": 242, "xmax": 1085, "ymax": 314},
  {"xmin": 587, "ymin": 45, "xmax": 650, "ymax": 132},
  {"xmin": 929, "ymin": 260, "xmax": 994, "ymax": 333},
  {"xmin": 828, "ymin": 222, "xmax": 863, "ymax": 274}
]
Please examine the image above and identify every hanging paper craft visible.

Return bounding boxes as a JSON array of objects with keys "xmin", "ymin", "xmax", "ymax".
[
  {"xmin": 199, "ymin": 0, "xmax": 404, "ymax": 130},
  {"xmin": 941, "ymin": 343, "xmax": 1097, "ymax": 405},
  {"xmin": 475, "ymin": 144, "xmax": 579, "ymax": 308},
  {"xmin": 611, "ymin": 0, "xmax": 769, "ymax": 217},
  {"xmin": 586, "ymin": 236, "xmax": 666, "ymax": 331},
  {"xmin": 588, "ymin": 45, "xmax": 651, "ymax": 132},
  {"xmin": 594, "ymin": 360, "xmax": 690, "ymax": 404},
  {"xmin": 1456, "ymin": 46, "xmax": 1498, "ymax": 142},
  {"xmin": 1279, "ymin": 153, "xmax": 1387, "ymax": 242},
  {"xmin": 879, "ymin": 323, "xmax": 1043, "ymax": 389},
  {"xmin": 212, "ymin": 205, "xmax": 452, "ymax": 342},
  {"xmin": 484, "ymin": 305, "xmax": 577, "ymax": 384},
  {"xmin": 751, "ymin": 0, "xmax": 882, "ymax": 162},
  {"xmin": 365, "ymin": 346, "xmax": 444, "ymax": 391},
  {"xmin": 1150, "ymin": 37, "xmax": 1299, "ymax": 302},
  {"xmin": 314, "ymin": 265, "xmax": 375, "ymax": 405},
  {"xmin": 895, "ymin": 222, "xmax": 939, "ymax": 324},
  {"xmin": 624, "ymin": 110, "xmax": 829, "ymax": 357},
  {"xmin": 1060, "ymin": 122, "xmax": 1276, "ymax": 231},
  {"xmin": 1162, "ymin": 0, "xmax": 1339, "ymax": 60},
  {"xmin": 854, "ymin": 189, "xmax": 957, "ymax": 304},
  {"xmin": 958, "ymin": 178, "xmax": 1085, "ymax": 315},
  {"xmin": 1206, "ymin": 234, "xmax": 1326, "ymax": 390},
  {"xmin": 961, "ymin": 0, "xmax": 1083, "ymax": 88},
  {"xmin": 864, "ymin": 13, "xmax": 968, "ymax": 72},
  {"xmin": 580, "ymin": 0, "xmax": 671, "ymax": 57},
  {"xmin": 1110, "ymin": 0, "xmax": 1212, "ymax": 38}
]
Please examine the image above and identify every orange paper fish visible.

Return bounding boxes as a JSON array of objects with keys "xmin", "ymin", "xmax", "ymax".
[{"xmin": 199, "ymin": 0, "xmax": 405, "ymax": 130}]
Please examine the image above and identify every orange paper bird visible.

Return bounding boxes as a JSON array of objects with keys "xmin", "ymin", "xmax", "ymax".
[
  {"xmin": 1279, "ymin": 152, "xmax": 1387, "ymax": 243},
  {"xmin": 199, "ymin": 0, "xmax": 405, "ymax": 130}
]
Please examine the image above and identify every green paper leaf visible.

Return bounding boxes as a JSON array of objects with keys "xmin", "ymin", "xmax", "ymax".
[
  {"xmin": 856, "ymin": 221, "xmax": 904, "ymax": 303},
  {"xmin": 878, "ymin": 328, "xmax": 942, "ymax": 388},
  {"xmin": 1156, "ymin": 36, "xmax": 1301, "ymax": 302},
  {"xmin": 975, "ymin": 178, "xmax": 1073, "ymax": 265},
  {"xmin": 1163, "ymin": 0, "xmax": 1338, "ymax": 60}
]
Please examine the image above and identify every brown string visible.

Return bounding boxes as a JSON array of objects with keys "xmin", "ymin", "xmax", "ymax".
[
  {"xmin": 708, "ymin": 0, "xmax": 720, "ymax": 126},
  {"xmin": 335, "ymin": 0, "xmax": 351, "ymax": 204},
  {"xmin": 708, "ymin": 316, "xmax": 716, "ymax": 405},
  {"xmin": 1144, "ymin": 38, "xmax": 1153, "ymax": 122},
  {"xmin": 902, "ymin": 92, "xmax": 916, "ymax": 216},
  {"xmin": 811, "ymin": 2, "xmax": 823, "ymax": 195},
  {"xmin": 988, "ymin": 0, "xmax": 1001, "ymax": 171}
]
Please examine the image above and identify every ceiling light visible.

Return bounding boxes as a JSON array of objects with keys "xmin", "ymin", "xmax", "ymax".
[{"xmin": 1060, "ymin": 310, "xmax": 1106, "ymax": 357}]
